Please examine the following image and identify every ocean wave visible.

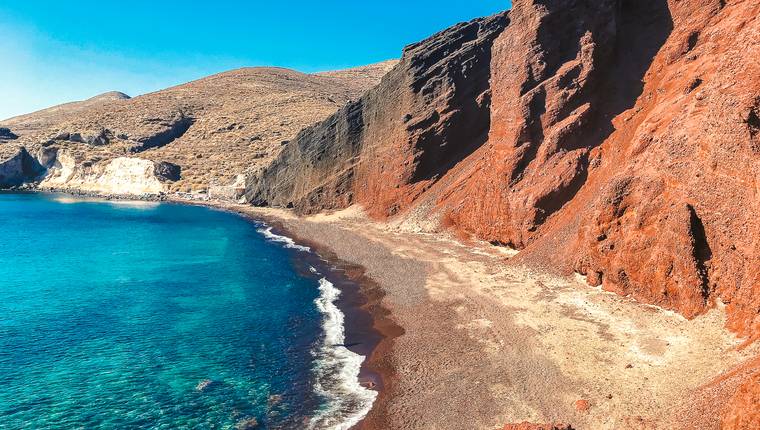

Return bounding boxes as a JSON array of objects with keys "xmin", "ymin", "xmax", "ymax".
[
  {"xmin": 257, "ymin": 227, "xmax": 376, "ymax": 429},
  {"xmin": 256, "ymin": 226, "xmax": 311, "ymax": 252},
  {"xmin": 309, "ymin": 276, "xmax": 377, "ymax": 430}
]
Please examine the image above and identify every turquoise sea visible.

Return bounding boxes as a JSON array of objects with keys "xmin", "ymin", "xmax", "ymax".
[{"xmin": 0, "ymin": 192, "xmax": 377, "ymax": 429}]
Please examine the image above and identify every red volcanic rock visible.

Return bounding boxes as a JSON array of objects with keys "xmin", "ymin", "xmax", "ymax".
[
  {"xmin": 721, "ymin": 367, "xmax": 760, "ymax": 430},
  {"xmin": 674, "ymin": 357, "xmax": 760, "ymax": 429},
  {"xmin": 444, "ymin": 0, "xmax": 760, "ymax": 341},
  {"xmin": 569, "ymin": 0, "xmax": 760, "ymax": 341},
  {"xmin": 245, "ymin": 12, "xmax": 508, "ymax": 215},
  {"xmin": 247, "ymin": 0, "xmax": 760, "ymax": 343},
  {"xmin": 496, "ymin": 423, "xmax": 573, "ymax": 430},
  {"xmin": 441, "ymin": 0, "xmax": 630, "ymax": 248},
  {"xmin": 574, "ymin": 399, "xmax": 590, "ymax": 412}
]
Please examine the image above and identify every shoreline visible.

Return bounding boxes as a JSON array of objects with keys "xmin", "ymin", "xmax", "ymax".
[
  {"xmin": 185, "ymin": 199, "xmax": 403, "ymax": 430},
  {"xmin": 9, "ymin": 190, "xmax": 397, "ymax": 429},
  {"xmin": 8, "ymin": 190, "xmax": 760, "ymax": 429},
  {"xmin": 205, "ymin": 201, "xmax": 759, "ymax": 429},
  {"xmin": 263, "ymin": 223, "xmax": 404, "ymax": 430}
]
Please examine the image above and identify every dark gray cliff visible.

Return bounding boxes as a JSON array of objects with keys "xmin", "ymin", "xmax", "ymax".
[
  {"xmin": 0, "ymin": 127, "xmax": 18, "ymax": 141},
  {"xmin": 0, "ymin": 147, "xmax": 44, "ymax": 188},
  {"xmin": 244, "ymin": 12, "xmax": 509, "ymax": 216}
]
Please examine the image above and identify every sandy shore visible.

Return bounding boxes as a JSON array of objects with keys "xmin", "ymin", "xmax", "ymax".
[{"xmin": 178, "ymin": 199, "xmax": 759, "ymax": 429}]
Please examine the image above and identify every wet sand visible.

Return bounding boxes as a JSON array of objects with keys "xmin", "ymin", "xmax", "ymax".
[{"xmin": 189, "ymin": 200, "xmax": 759, "ymax": 430}]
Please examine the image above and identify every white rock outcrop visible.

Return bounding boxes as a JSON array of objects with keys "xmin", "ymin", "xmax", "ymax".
[{"xmin": 40, "ymin": 152, "xmax": 166, "ymax": 196}]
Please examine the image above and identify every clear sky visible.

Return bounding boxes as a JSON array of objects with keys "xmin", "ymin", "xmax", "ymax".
[{"xmin": 0, "ymin": 1, "xmax": 510, "ymax": 120}]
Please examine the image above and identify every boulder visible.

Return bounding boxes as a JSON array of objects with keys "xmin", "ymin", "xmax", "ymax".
[
  {"xmin": 0, "ymin": 127, "xmax": 18, "ymax": 141},
  {"xmin": 0, "ymin": 147, "xmax": 44, "ymax": 187},
  {"xmin": 154, "ymin": 161, "xmax": 181, "ymax": 182}
]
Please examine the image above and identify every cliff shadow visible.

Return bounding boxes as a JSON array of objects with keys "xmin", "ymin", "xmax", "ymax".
[
  {"xmin": 589, "ymin": 0, "xmax": 674, "ymax": 146},
  {"xmin": 408, "ymin": 15, "xmax": 509, "ymax": 183},
  {"xmin": 537, "ymin": 0, "xmax": 674, "ymax": 226}
]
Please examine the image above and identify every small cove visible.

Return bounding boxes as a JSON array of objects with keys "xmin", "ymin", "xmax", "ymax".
[{"xmin": 0, "ymin": 192, "xmax": 379, "ymax": 429}]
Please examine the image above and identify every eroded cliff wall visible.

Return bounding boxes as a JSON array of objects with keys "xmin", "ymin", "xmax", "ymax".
[
  {"xmin": 244, "ymin": 13, "xmax": 509, "ymax": 215},
  {"xmin": 248, "ymin": 0, "xmax": 760, "ymax": 343}
]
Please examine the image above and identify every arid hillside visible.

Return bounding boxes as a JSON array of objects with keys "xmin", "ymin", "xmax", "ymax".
[
  {"xmin": 0, "ymin": 61, "xmax": 396, "ymax": 193},
  {"xmin": 1, "ymin": 91, "xmax": 132, "ymax": 135}
]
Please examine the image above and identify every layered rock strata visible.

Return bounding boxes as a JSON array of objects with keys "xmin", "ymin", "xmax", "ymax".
[
  {"xmin": 245, "ymin": 13, "xmax": 509, "ymax": 215},
  {"xmin": 247, "ymin": 0, "xmax": 760, "ymax": 342}
]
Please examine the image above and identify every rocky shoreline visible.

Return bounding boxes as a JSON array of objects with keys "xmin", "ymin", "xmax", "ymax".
[
  {"xmin": 190, "ymin": 202, "xmax": 759, "ymax": 429},
  {"xmin": 167, "ymin": 195, "xmax": 404, "ymax": 430},
  {"xmin": 2, "ymin": 0, "xmax": 758, "ymax": 423},
  {"xmin": 4, "ymin": 188, "xmax": 758, "ymax": 429}
]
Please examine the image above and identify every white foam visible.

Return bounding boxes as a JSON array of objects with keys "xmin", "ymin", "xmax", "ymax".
[
  {"xmin": 257, "ymin": 233, "xmax": 376, "ymax": 428},
  {"xmin": 309, "ymin": 278, "xmax": 377, "ymax": 430},
  {"xmin": 256, "ymin": 226, "xmax": 311, "ymax": 252}
]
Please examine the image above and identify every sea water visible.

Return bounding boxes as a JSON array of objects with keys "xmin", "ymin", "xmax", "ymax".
[{"xmin": 0, "ymin": 192, "xmax": 375, "ymax": 429}]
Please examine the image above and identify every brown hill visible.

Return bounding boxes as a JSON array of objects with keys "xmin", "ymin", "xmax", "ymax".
[
  {"xmin": 0, "ymin": 61, "xmax": 396, "ymax": 193},
  {"xmin": 1, "ymin": 91, "xmax": 131, "ymax": 135}
]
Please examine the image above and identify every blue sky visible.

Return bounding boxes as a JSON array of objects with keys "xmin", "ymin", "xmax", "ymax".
[{"xmin": 0, "ymin": 1, "xmax": 509, "ymax": 120}]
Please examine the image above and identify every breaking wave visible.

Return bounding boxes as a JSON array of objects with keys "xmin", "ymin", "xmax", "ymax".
[
  {"xmin": 256, "ymin": 226, "xmax": 311, "ymax": 252},
  {"xmin": 308, "ymin": 274, "xmax": 377, "ymax": 430},
  {"xmin": 256, "ymin": 226, "xmax": 376, "ymax": 429}
]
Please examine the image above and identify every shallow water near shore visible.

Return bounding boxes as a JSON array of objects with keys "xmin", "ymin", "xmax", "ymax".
[{"xmin": 0, "ymin": 192, "xmax": 377, "ymax": 429}]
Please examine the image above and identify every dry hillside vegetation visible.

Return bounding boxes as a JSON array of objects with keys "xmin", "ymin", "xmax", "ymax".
[{"xmin": 0, "ymin": 61, "xmax": 396, "ymax": 192}]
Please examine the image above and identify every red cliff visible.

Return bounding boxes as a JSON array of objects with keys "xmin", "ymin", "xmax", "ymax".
[
  {"xmin": 246, "ymin": 0, "xmax": 759, "ymax": 421},
  {"xmin": 249, "ymin": 0, "xmax": 759, "ymax": 341}
]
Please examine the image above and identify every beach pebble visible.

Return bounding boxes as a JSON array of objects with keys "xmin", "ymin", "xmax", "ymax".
[{"xmin": 574, "ymin": 399, "xmax": 590, "ymax": 412}]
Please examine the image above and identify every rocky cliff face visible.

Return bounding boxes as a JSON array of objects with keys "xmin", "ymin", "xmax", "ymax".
[
  {"xmin": 248, "ymin": 1, "xmax": 759, "ymax": 419},
  {"xmin": 438, "ymin": 0, "xmax": 669, "ymax": 247},
  {"xmin": 244, "ymin": 13, "xmax": 509, "ymax": 213},
  {"xmin": 0, "ymin": 147, "xmax": 43, "ymax": 188},
  {"xmin": 567, "ymin": 0, "xmax": 760, "ymax": 343},
  {"xmin": 248, "ymin": 0, "xmax": 760, "ymax": 345},
  {"xmin": 37, "ymin": 150, "xmax": 172, "ymax": 196}
]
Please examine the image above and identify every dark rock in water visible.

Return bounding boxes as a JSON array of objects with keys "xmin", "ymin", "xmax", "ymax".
[
  {"xmin": 0, "ymin": 127, "xmax": 18, "ymax": 141},
  {"xmin": 234, "ymin": 417, "xmax": 259, "ymax": 430},
  {"xmin": 155, "ymin": 161, "xmax": 181, "ymax": 182},
  {"xmin": 267, "ymin": 394, "xmax": 283, "ymax": 407}
]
